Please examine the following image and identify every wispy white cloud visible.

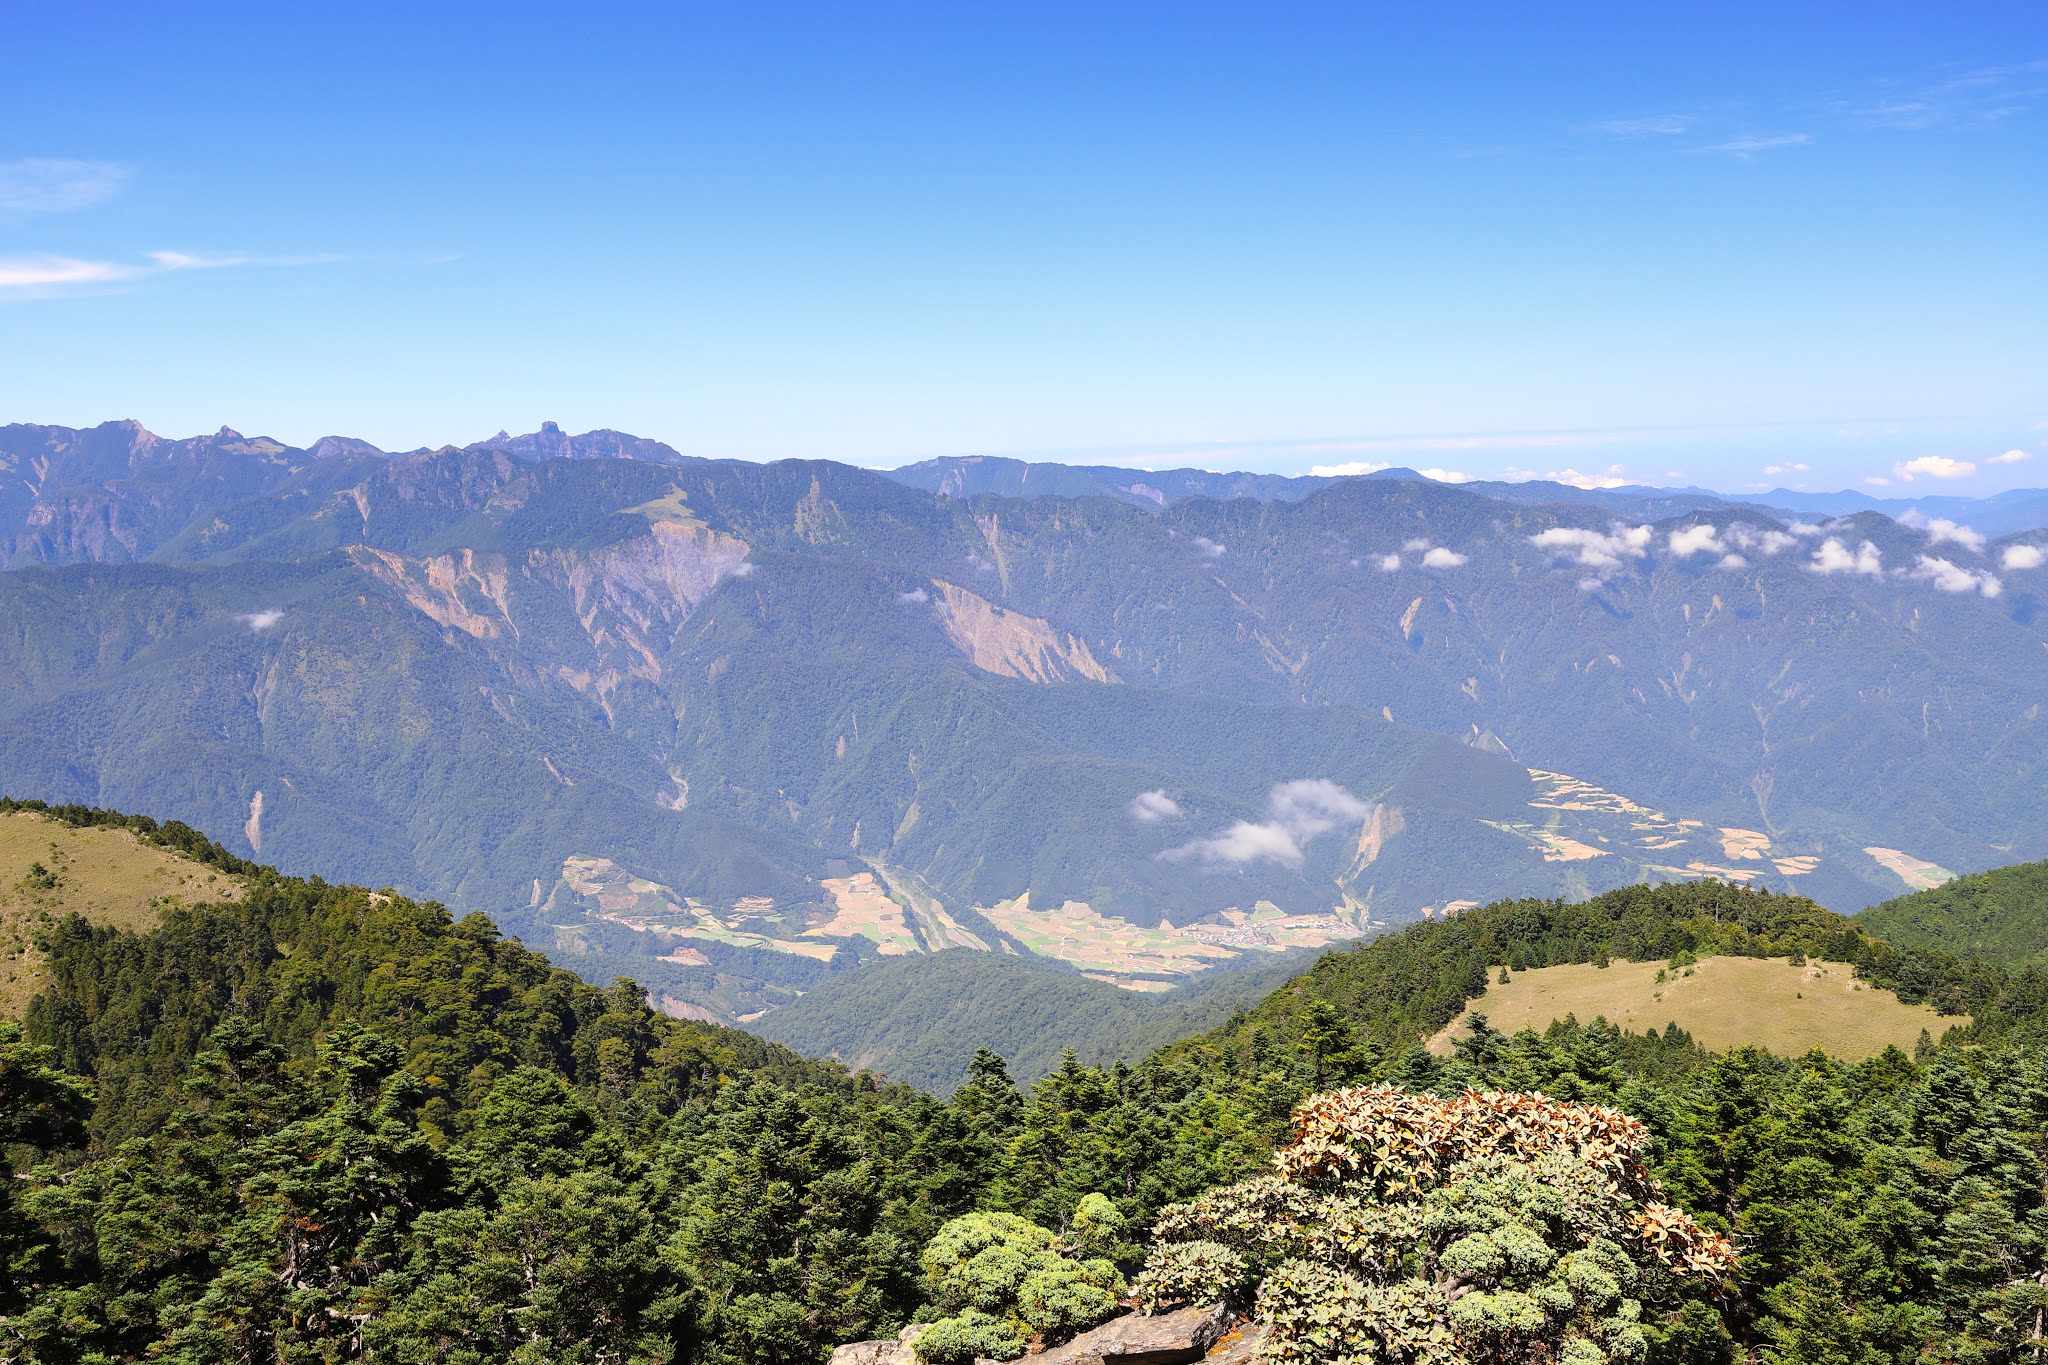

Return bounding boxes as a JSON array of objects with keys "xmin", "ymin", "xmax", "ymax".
[
  {"xmin": 1128, "ymin": 790, "xmax": 1183, "ymax": 823},
  {"xmin": 1839, "ymin": 62, "xmax": 2048, "ymax": 130},
  {"xmin": 0, "ymin": 158, "xmax": 129, "ymax": 213},
  {"xmin": 1417, "ymin": 467, "xmax": 1471, "ymax": 483},
  {"xmin": 895, "ymin": 587, "xmax": 929, "ymax": 604},
  {"xmin": 1907, "ymin": 555, "xmax": 2001, "ymax": 597},
  {"xmin": 1160, "ymin": 779, "xmax": 1371, "ymax": 869},
  {"xmin": 1373, "ymin": 553, "xmax": 1402, "ymax": 572},
  {"xmin": 236, "ymin": 609, "xmax": 285, "ymax": 632},
  {"xmin": 1190, "ymin": 536, "xmax": 1226, "ymax": 558},
  {"xmin": 1583, "ymin": 115, "xmax": 1694, "ymax": 137},
  {"xmin": 1988, "ymin": 449, "xmax": 2031, "ymax": 465},
  {"xmin": 0, "ymin": 248, "xmax": 340, "ymax": 297},
  {"xmin": 2002, "ymin": 544, "xmax": 2045, "ymax": 571},
  {"xmin": 1895, "ymin": 455, "xmax": 1976, "ymax": 481},
  {"xmin": 1762, "ymin": 463, "xmax": 1810, "ymax": 476},
  {"xmin": 0, "ymin": 255, "xmax": 139, "ymax": 288},
  {"xmin": 1705, "ymin": 132, "xmax": 1812, "ymax": 158},
  {"xmin": 1863, "ymin": 476, "xmax": 1892, "ymax": 486},
  {"xmin": 1810, "ymin": 538, "xmax": 1883, "ymax": 576}
]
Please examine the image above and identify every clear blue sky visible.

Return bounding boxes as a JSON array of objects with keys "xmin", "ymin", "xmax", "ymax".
[{"xmin": 3, "ymin": 2, "xmax": 2044, "ymax": 492}]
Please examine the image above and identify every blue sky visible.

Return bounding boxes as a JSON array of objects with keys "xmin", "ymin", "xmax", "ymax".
[{"xmin": 3, "ymin": 2, "xmax": 2044, "ymax": 492}]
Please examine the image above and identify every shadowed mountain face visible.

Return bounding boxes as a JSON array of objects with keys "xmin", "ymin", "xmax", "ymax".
[{"xmin": 2, "ymin": 420, "xmax": 2044, "ymax": 1023}]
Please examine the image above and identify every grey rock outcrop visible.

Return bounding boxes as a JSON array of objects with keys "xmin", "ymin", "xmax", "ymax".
[
  {"xmin": 1032, "ymin": 1303, "xmax": 1233, "ymax": 1365},
  {"xmin": 829, "ymin": 1323, "xmax": 926, "ymax": 1365}
]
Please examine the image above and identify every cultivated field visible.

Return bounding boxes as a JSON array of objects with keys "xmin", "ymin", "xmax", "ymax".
[
  {"xmin": 0, "ymin": 811, "xmax": 245, "ymax": 1016},
  {"xmin": 1428, "ymin": 954, "xmax": 1956, "ymax": 1059}
]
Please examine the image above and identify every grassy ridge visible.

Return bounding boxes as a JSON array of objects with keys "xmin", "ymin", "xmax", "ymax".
[{"xmin": 1427, "ymin": 955, "xmax": 1951, "ymax": 1059}]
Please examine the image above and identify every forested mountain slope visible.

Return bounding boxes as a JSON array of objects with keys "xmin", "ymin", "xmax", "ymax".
[
  {"xmin": 15, "ymin": 812, "xmax": 2048, "ymax": 1364},
  {"xmin": 751, "ymin": 945, "xmax": 1320, "ymax": 1090},
  {"xmin": 1858, "ymin": 858, "xmax": 2048, "ymax": 965},
  {"xmin": 2, "ymin": 419, "xmax": 2046, "ymax": 1024}
]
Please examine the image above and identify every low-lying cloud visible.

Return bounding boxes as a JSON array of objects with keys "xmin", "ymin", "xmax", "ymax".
[
  {"xmin": 1421, "ymin": 546, "xmax": 1467, "ymax": 568},
  {"xmin": 1127, "ymin": 790, "xmax": 1184, "ymax": 823},
  {"xmin": 2002, "ymin": 544, "xmax": 2045, "ymax": 571},
  {"xmin": 1918, "ymin": 517, "xmax": 1986, "ymax": 553},
  {"xmin": 1529, "ymin": 523, "xmax": 1652, "ymax": 571},
  {"xmin": 236, "ymin": 609, "xmax": 285, "ymax": 632},
  {"xmin": 1809, "ymin": 538, "xmax": 1883, "ymax": 576},
  {"xmin": 1666, "ymin": 522, "xmax": 1798, "ymax": 562},
  {"xmin": 1160, "ymin": 778, "xmax": 1372, "ymax": 870},
  {"xmin": 1907, "ymin": 555, "xmax": 2002, "ymax": 597}
]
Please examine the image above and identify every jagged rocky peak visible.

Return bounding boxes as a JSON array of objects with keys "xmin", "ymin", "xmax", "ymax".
[{"xmin": 464, "ymin": 421, "xmax": 692, "ymax": 466}]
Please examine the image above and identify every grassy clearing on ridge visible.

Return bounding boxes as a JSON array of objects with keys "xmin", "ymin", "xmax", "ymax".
[
  {"xmin": 1428, "ymin": 953, "xmax": 1956, "ymax": 1060},
  {"xmin": 0, "ymin": 810, "xmax": 245, "ymax": 1017}
]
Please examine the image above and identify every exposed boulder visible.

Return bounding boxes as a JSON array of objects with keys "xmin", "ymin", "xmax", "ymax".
[
  {"xmin": 829, "ymin": 1323, "xmax": 926, "ymax": 1365},
  {"xmin": 1032, "ymin": 1303, "xmax": 1231, "ymax": 1365}
]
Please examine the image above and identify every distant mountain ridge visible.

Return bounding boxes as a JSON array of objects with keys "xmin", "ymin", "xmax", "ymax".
[{"xmin": 2, "ymin": 417, "xmax": 2044, "ymax": 1025}]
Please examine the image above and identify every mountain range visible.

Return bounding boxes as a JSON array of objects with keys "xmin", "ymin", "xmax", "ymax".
[{"xmin": 2, "ymin": 418, "xmax": 2043, "ymax": 1026}]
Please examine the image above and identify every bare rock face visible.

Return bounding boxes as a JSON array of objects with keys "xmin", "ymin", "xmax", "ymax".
[
  {"xmin": 829, "ymin": 1324, "xmax": 925, "ymax": 1365},
  {"xmin": 1033, "ymin": 1303, "xmax": 1232, "ymax": 1365},
  {"xmin": 1192, "ymin": 1321, "xmax": 1265, "ymax": 1365}
]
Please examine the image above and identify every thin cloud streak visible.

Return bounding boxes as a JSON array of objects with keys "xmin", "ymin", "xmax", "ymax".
[
  {"xmin": 0, "ymin": 249, "xmax": 343, "ymax": 296},
  {"xmin": 0, "ymin": 158, "xmax": 129, "ymax": 213}
]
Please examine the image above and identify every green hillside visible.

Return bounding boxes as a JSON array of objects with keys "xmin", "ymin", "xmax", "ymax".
[
  {"xmin": 14, "ymin": 814, "xmax": 2048, "ymax": 1364},
  {"xmin": 19, "ymin": 806, "xmax": 2048, "ymax": 1358},
  {"xmin": 1858, "ymin": 858, "xmax": 2048, "ymax": 965},
  {"xmin": 752, "ymin": 946, "xmax": 1320, "ymax": 1090}
]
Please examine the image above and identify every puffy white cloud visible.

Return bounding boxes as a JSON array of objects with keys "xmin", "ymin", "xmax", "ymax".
[
  {"xmin": 1718, "ymin": 554, "xmax": 1749, "ymax": 570},
  {"xmin": 1190, "ymin": 536, "xmax": 1227, "ymax": 557},
  {"xmin": 1127, "ymin": 790, "xmax": 1184, "ymax": 823},
  {"xmin": 1421, "ymin": 546, "xmax": 1467, "ymax": 568},
  {"xmin": 895, "ymin": 587, "xmax": 929, "ymax": 604},
  {"xmin": 1907, "ymin": 555, "xmax": 2002, "ymax": 597},
  {"xmin": 1988, "ymin": 449, "xmax": 2031, "ymax": 465},
  {"xmin": 236, "ymin": 609, "xmax": 285, "ymax": 632},
  {"xmin": 1374, "ymin": 553, "xmax": 1403, "ymax": 572},
  {"xmin": 1788, "ymin": 521, "xmax": 1825, "ymax": 537},
  {"xmin": 1529, "ymin": 523, "xmax": 1652, "ymax": 571},
  {"xmin": 1895, "ymin": 455, "xmax": 1976, "ymax": 481},
  {"xmin": 1809, "ymin": 538, "xmax": 1883, "ymax": 576},
  {"xmin": 1310, "ymin": 460, "xmax": 1393, "ymax": 477},
  {"xmin": 1923, "ymin": 518, "xmax": 1986, "ymax": 553},
  {"xmin": 1160, "ymin": 778, "xmax": 1373, "ymax": 869},
  {"xmin": 1506, "ymin": 464, "xmax": 1629, "ymax": 490},
  {"xmin": 2001, "ymin": 544, "xmax": 2045, "ymax": 571},
  {"xmin": 1667, "ymin": 524, "xmax": 1722, "ymax": 558},
  {"xmin": 1417, "ymin": 468, "xmax": 1471, "ymax": 483}
]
